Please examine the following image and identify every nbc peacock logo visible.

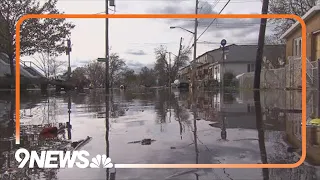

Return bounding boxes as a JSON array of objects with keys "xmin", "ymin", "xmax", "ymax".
[{"xmin": 90, "ymin": 154, "xmax": 113, "ymax": 168}]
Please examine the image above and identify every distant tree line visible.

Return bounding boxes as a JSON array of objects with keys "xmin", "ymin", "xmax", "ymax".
[{"xmin": 70, "ymin": 44, "xmax": 191, "ymax": 89}]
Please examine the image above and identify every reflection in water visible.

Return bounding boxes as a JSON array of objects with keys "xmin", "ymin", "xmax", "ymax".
[
  {"xmin": 106, "ymin": 91, "xmax": 116, "ymax": 180},
  {"xmin": 0, "ymin": 89, "xmax": 320, "ymax": 179},
  {"xmin": 191, "ymin": 91, "xmax": 199, "ymax": 165},
  {"xmin": 254, "ymin": 90, "xmax": 269, "ymax": 180},
  {"xmin": 106, "ymin": 92, "xmax": 110, "ymax": 180},
  {"xmin": 67, "ymin": 94, "xmax": 72, "ymax": 140}
]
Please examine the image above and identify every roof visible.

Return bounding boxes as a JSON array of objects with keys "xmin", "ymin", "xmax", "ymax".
[
  {"xmin": 190, "ymin": 44, "xmax": 237, "ymax": 63},
  {"xmin": 220, "ymin": 44, "xmax": 285, "ymax": 64},
  {"xmin": 179, "ymin": 44, "xmax": 285, "ymax": 71},
  {"xmin": 280, "ymin": 2, "xmax": 320, "ymax": 39}
]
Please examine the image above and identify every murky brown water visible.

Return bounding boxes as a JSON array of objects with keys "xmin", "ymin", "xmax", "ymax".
[{"xmin": 0, "ymin": 88, "xmax": 320, "ymax": 180}]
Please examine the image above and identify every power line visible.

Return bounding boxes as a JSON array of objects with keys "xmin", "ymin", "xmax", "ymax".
[
  {"xmin": 198, "ymin": 41, "xmax": 258, "ymax": 44},
  {"xmin": 68, "ymin": 0, "xmax": 260, "ymax": 2},
  {"xmin": 186, "ymin": 0, "xmax": 230, "ymax": 52},
  {"xmin": 186, "ymin": 34, "xmax": 194, "ymax": 49},
  {"xmin": 211, "ymin": 0, "xmax": 221, "ymax": 9},
  {"xmin": 57, "ymin": 0, "xmax": 261, "ymax": 3},
  {"xmin": 206, "ymin": 0, "xmax": 261, "ymax": 3},
  {"xmin": 197, "ymin": 0, "xmax": 231, "ymax": 41}
]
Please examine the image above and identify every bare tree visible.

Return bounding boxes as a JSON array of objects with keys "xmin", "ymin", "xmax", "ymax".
[
  {"xmin": 48, "ymin": 57, "xmax": 66, "ymax": 78},
  {"xmin": 269, "ymin": 0, "xmax": 316, "ymax": 37},
  {"xmin": 154, "ymin": 45, "xmax": 168, "ymax": 86},
  {"xmin": 118, "ymin": 67, "xmax": 138, "ymax": 88},
  {"xmin": 70, "ymin": 67, "xmax": 89, "ymax": 89},
  {"xmin": 32, "ymin": 53, "xmax": 66, "ymax": 78},
  {"xmin": 265, "ymin": 34, "xmax": 286, "ymax": 45},
  {"xmin": 32, "ymin": 52, "xmax": 50, "ymax": 77},
  {"xmin": 154, "ymin": 45, "xmax": 191, "ymax": 86},
  {"xmin": 139, "ymin": 66, "xmax": 157, "ymax": 87},
  {"xmin": 171, "ymin": 46, "xmax": 191, "ymax": 81},
  {"xmin": 109, "ymin": 53, "xmax": 126, "ymax": 88},
  {"xmin": 86, "ymin": 61, "xmax": 105, "ymax": 88}
]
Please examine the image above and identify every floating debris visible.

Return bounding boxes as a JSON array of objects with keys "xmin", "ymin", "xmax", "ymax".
[
  {"xmin": 170, "ymin": 143, "xmax": 194, "ymax": 150},
  {"xmin": 309, "ymin": 118, "xmax": 320, "ymax": 126},
  {"xmin": 128, "ymin": 138, "xmax": 156, "ymax": 145},
  {"xmin": 304, "ymin": 118, "xmax": 320, "ymax": 127},
  {"xmin": 165, "ymin": 169, "xmax": 198, "ymax": 179},
  {"xmin": 73, "ymin": 136, "xmax": 92, "ymax": 150},
  {"xmin": 208, "ymin": 122, "xmax": 219, "ymax": 127}
]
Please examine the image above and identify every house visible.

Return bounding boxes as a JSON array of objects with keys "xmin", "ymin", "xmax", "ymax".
[
  {"xmin": 191, "ymin": 48, "xmax": 219, "ymax": 82},
  {"xmin": 177, "ymin": 65, "xmax": 191, "ymax": 82},
  {"xmin": 190, "ymin": 44, "xmax": 285, "ymax": 84},
  {"xmin": 280, "ymin": 0, "xmax": 320, "ymax": 63},
  {"xmin": 280, "ymin": 1, "xmax": 320, "ymax": 88}
]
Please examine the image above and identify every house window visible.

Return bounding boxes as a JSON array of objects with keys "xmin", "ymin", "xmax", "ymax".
[
  {"xmin": 247, "ymin": 64, "xmax": 255, "ymax": 72},
  {"xmin": 293, "ymin": 37, "xmax": 302, "ymax": 57},
  {"xmin": 251, "ymin": 64, "xmax": 255, "ymax": 72},
  {"xmin": 314, "ymin": 32, "xmax": 320, "ymax": 61}
]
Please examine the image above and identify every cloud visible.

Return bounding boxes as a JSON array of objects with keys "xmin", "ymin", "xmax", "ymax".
[
  {"xmin": 147, "ymin": 1, "xmax": 215, "ymax": 14},
  {"xmin": 126, "ymin": 49, "xmax": 148, "ymax": 56},
  {"xmin": 125, "ymin": 60, "xmax": 154, "ymax": 73},
  {"xmin": 146, "ymin": 1, "xmax": 271, "ymax": 40}
]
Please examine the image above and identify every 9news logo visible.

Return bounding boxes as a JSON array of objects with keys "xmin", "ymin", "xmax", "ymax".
[{"xmin": 15, "ymin": 148, "xmax": 113, "ymax": 168}]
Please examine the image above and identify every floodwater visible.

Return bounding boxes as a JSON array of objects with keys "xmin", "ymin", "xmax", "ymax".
[{"xmin": 0, "ymin": 88, "xmax": 320, "ymax": 180}]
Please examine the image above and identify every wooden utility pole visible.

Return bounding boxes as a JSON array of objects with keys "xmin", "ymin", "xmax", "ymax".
[
  {"xmin": 66, "ymin": 39, "xmax": 72, "ymax": 80},
  {"xmin": 105, "ymin": 0, "xmax": 110, "ymax": 94},
  {"xmin": 177, "ymin": 37, "xmax": 183, "ymax": 63},
  {"xmin": 254, "ymin": 1, "xmax": 270, "ymax": 179},
  {"xmin": 67, "ymin": 94, "xmax": 72, "ymax": 140},
  {"xmin": 191, "ymin": 0, "xmax": 199, "ymax": 90},
  {"xmin": 253, "ymin": 0, "xmax": 269, "ymax": 90},
  {"xmin": 169, "ymin": 52, "xmax": 171, "ymax": 88},
  {"xmin": 178, "ymin": 37, "xmax": 183, "ymax": 58}
]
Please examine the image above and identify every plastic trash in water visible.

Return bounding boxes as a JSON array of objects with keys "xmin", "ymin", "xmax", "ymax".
[
  {"xmin": 309, "ymin": 118, "xmax": 320, "ymax": 126},
  {"xmin": 304, "ymin": 118, "xmax": 320, "ymax": 127}
]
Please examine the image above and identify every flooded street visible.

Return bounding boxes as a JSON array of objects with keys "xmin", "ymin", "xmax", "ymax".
[{"xmin": 1, "ymin": 89, "xmax": 320, "ymax": 179}]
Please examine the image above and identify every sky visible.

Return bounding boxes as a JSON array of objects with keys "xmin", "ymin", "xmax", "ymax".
[{"xmin": 23, "ymin": 0, "xmax": 275, "ymax": 73}]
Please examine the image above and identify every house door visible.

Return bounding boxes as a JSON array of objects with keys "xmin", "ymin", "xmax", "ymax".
[{"xmin": 314, "ymin": 32, "xmax": 320, "ymax": 61}]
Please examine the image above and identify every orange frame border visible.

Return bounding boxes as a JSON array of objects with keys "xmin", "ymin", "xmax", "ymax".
[{"xmin": 15, "ymin": 14, "xmax": 306, "ymax": 169}]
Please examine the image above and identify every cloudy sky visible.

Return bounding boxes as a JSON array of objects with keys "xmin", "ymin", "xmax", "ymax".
[{"xmin": 23, "ymin": 0, "xmax": 275, "ymax": 72}]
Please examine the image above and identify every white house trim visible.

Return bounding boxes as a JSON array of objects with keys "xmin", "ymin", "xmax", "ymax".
[{"xmin": 313, "ymin": 29, "xmax": 320, "ymax": 34}]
